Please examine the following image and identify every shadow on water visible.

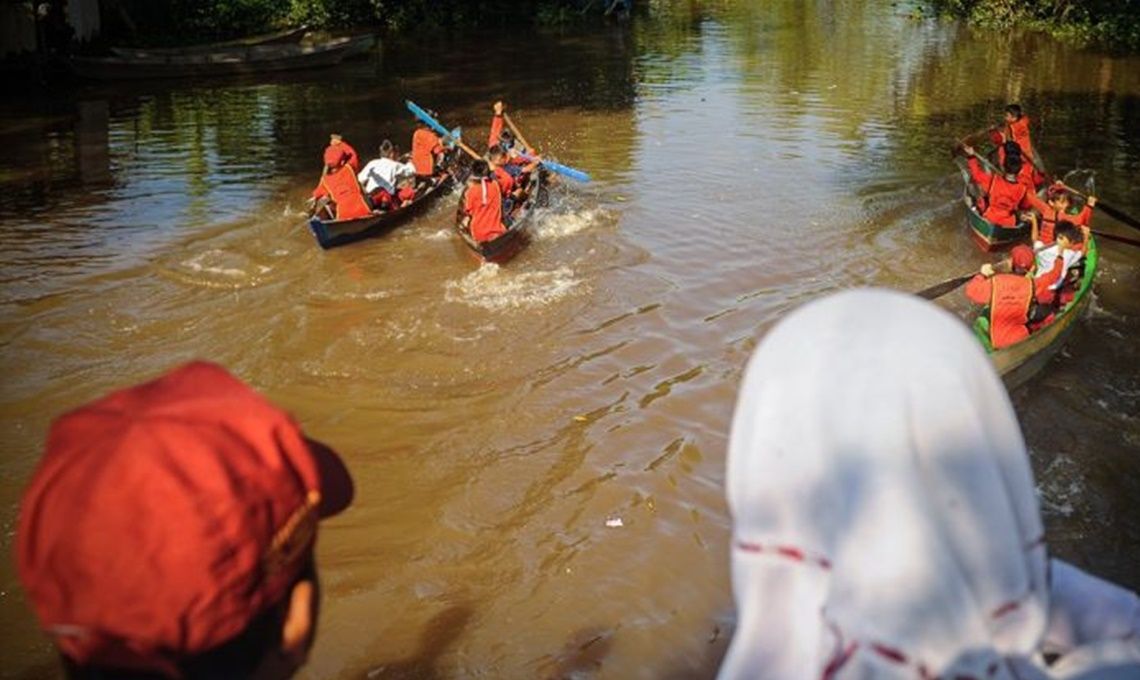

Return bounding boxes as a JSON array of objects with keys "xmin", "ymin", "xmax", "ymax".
[{"xmin": 363, "ymin": 604, "xmax": 473, "ymax": 680}]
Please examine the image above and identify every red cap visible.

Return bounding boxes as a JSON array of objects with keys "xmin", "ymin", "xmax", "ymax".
[
  {"xmin": 16, "ymin": 362, "xmax": 352, "ymax": 676},
  {"xmin": 1010, "ymin": 244, "xmax": 1035, "ymax": 271}
]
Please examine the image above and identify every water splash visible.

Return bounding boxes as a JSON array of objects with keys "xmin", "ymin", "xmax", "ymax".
[
  {"xmin": 532, "ymin": 208, "xmax": 607, "ymax": 240},
  {"xmin": 443, "ymin": 263, "xmax": 583, "ymax": 311},
  {"xmin": 1037, "ymin": 453, "xmax": 1085, "ymax": 518}
]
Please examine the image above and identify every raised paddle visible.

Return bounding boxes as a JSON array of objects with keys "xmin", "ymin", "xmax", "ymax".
[
  {"xmin": 502, "ymin": 112, "xmax": 591, "ymax": 183},
  {"xmin": 405, "ymin": 100, "xmax": 481, "ymax": 160}
]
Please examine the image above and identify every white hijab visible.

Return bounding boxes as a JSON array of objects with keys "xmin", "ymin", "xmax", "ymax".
[{"xmin": 720, "ymin": 289, "xmax": 1139, "ymax": 680}]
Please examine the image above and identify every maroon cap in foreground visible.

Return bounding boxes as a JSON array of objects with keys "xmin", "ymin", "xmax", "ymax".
[
  {"xmin": 16, "ymin": 361, "xmax": 352, "ymax": 676},
  {"xmin": 1010, "ymin": 244, "xmax": 1035, "ymax": 271}
]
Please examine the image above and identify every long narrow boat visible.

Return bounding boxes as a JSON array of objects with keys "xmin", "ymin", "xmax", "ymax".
[
  {"xmin": 972, "ymin": 236, "xmax": 1098, "ymax": 388},
  {"xmin": 454, "ymin": 171, "xmax": 546, "ymax": 263},
  {"xmin": 955, "ymin": 156, "xmax": 1032, "ymax": 251},
  {"xmin": 308, "ymin": 169, "xmax": 457, "ymax": 250},
  {"xmin": 109, "ymin": 26, "xmax": 309, "ymax": 58},
  {"xmin": 70, "ymin": 36, "xmax": 363, "ymax": 80}
]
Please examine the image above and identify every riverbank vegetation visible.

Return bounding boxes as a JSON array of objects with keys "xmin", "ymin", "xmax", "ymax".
[
  {"xmin": 105, "ymin": 0, "xmax": 633, "ymax": 45},
  {"xmin": 929, "ymin": 0, "xmax": 1140, "ymax": 50}
]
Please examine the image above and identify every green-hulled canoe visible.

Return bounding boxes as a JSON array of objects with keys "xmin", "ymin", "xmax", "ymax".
[{"xmin": 973, "ymin": 237, "xmax": 1097, "ymax": 388}]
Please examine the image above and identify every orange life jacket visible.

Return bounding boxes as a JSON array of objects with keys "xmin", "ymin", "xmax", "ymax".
[
  {"xmin": 967, "ymin": 158, "xmax": 1029, "ymax": 227},
  {"xmin": 988, "ymin": 274, "xmax": 1033, "ymax": 349},
  {"xmin": 464, "ymin": 178, "xmax": 506, "ymax": 243},
  {"xmin": 412, "ymin": 129, "xmax": 442, "ymax": 176},
  {"xmin": 316, "ymin": 165, "xmax": 372, "ymax": 221}
]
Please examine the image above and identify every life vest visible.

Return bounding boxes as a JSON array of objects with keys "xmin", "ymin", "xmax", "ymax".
[
  {"xmin": 318, "ymin": 165, "xmax": 372, "ymax": 221},
  {"xmin": 980, "ymin": 173, "xmax": 1029, "ymax": 227},
  {"xmin": 988, "ymin": 274, "xmax": 1034, "ymax": 349},
  {"xmin": 412, "ymin": 129, "xmax": 442, "ymax": 176},
  {"xmin": 464, "ymin": 178, "xmax": 506, "ymax": 243}
]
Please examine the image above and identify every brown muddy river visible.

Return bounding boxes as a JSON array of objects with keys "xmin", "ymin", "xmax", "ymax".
[{"xmin": 2, "ymin": 2, "xmax": 1140, "ymax": 678}]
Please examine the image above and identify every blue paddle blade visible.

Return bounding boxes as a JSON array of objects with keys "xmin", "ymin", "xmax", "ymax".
[
  {"xmin": 519, "ymin": 152, "xmax": 590, "ymax": 183},
  {"xmin": 540, "ymin": 159, "xmax": 590, "ymax": 183},
  {"xmin": 406, "ymin": 100, "xmax": 454, "ymax": 139}
]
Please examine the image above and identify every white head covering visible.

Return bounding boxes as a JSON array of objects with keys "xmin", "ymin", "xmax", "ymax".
[{"xmin": 720, "ymin": 289, "xmax": 1050, "ymax": 679}]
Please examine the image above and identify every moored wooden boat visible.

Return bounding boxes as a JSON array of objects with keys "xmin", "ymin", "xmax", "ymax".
[
  {"xmin": 109, "ymin": 26, "xmax": 309, "ymax": 58},
  {"xmin": 972, "ymin": 236, "xmax": 1098, "ymax": 388},
  {"xmin": 308, "ymin": 169, "xmax": 457, "ymax": 250},
  {"xmin": 71, "ymin": 37, "xmax": 360, "ymax": 80},
  {"xmin": 454, "ymin": 171, "xmax": 546, "ymax": 263}
]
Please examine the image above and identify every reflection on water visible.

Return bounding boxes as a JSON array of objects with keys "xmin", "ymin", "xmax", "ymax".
[{"xmin": 2, "ymin": 1, "xmax": 1140, "ymax": 677}]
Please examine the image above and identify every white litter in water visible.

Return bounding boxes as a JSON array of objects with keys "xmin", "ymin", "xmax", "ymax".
[
  {"xmin": 443, "ymin": 263, "xmax": 583, "ymax": 311},
  {"xmin": 605, "ymin": 517, "xmax": 624, "ymax": 528}
]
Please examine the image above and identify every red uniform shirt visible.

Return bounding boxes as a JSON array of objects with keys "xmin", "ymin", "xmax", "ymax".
[
  {"xmin": 1006, "ymin": 116, "xmax": 1033, "ymax": 161},
  {"xmin": 412, "ymin": 129, "xmax": 443, "ymax": 176},
  {"xmin": 964, "ymin": 273, "xmax": 1035, "ymax": 349},
  {"xmin": 966, "ymin": 157, "xmax": 1030, "ymax": 227},
  {"xmin": 463, "ymin": 178, "xmax": 506, "ymax": 243},
  {"xmin": 492, "ymin": 166, "xmax": 514, "ymax": 196},
  {"xmin": 312, "ymin": 165, "xmax": 371, "ymax": 220},
  {"xmin": 323, "ymin": 141, "xmax": 360, "ymax": 173}
]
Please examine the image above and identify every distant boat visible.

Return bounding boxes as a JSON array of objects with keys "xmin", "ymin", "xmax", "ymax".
[
  {"xmin": 70, "ymin": 35, "xmax": 372, "ymax": 80},
  {"xmin": 109, "ymin": 25, "xmax": 310, "ymax": 59}
]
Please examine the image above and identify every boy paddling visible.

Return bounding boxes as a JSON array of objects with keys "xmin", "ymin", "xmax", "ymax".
[
  {"xmin": 964, "ymin": 244, "xmax": 1052, "ymax": 349},
  {"xmin": 460, "ymin": 160, "xmax": 506, "ymax": 243},
  {"xmin": 961, "ymin": 144, "xmax": 1031, "ymax": 228}
]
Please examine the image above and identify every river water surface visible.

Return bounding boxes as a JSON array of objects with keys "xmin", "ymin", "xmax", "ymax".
[{"xmin": 2, "ymin": 2, "xmax": 1140, "ymax": 678}]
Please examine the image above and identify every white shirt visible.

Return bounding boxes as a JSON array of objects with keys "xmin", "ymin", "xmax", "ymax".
[
  {"xmin": 1035, "ymin": 245, "xmax": 1084, "ymax": 291},
  {"xmin": 357, "ymin": 157, "xmax": 416, "ymax": 194}
]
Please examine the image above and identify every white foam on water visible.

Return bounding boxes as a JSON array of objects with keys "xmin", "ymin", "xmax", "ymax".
[
  {"xmin": 1036, "ymin": 453, "xmax": 1085, "ymax": 518},
  {"xmin": 444, "ymin": 263, "xmax": 583, "ymax": 311},
  {"xmin": 160, "ymin": 249, "xmax": 270, "ymax": 290},
  {"xmin": 422, "ymin": 228, "xmax": 454, "ymax": 241},
  {"xmin": 532, "ymin": 208, "xmax": 606, "ymax": 240},
  {"xmin": 183, "ymin": 250, "xmax": 250, "ymax": 279}
]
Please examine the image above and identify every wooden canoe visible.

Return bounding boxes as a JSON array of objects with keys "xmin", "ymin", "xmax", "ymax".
[
  {"xmin": 972, "ymin": 236, "xmax": 1098, "ymax": 388},
  {"xmin": 308, "ymin": 170, "xmax": 456, "ymax": 250},
  {"xmin": 70, "ymin": 36, "xmax": 362, "ymax": 80},
  {"xmin": 109, "ymin": 26, "xmax": 309, "ymax": 58},
  {"xmin": 454, "ymin": 171, "xmax": 547, "ymax": 264}
]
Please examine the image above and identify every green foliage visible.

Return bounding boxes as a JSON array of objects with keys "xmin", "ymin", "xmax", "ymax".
[
  {"xmin": 110, "ymin": 0, "xmax": 618, "ymax": 44},
  {"xmin": 929, "ymin": 0, "xmax": 1140, "ymax": 49}
]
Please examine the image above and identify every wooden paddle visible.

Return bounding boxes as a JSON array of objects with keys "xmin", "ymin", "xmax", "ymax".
[
  {"xmin": 1091, "ymin": 229, "xmax": 1140, "ymax": 248},
  {"xmin": 406, "ymin": 100, "xmax": 481, "ymax": 160},
  {"xmin": 915, "ymin": 273, "xmax": 977, "ymax": 300},
  {"xmin": 502, "ymin": 111, "xmax": 591, "ymax": 182}
]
